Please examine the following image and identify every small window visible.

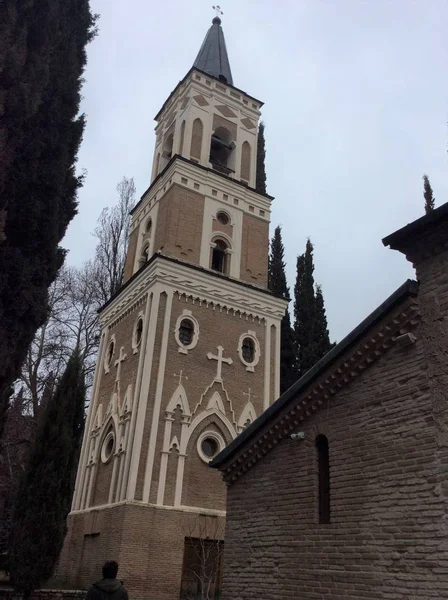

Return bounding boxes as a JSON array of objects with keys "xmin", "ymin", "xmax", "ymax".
[
  {"xmin": 211, "ymin": 240, "xmax": 228, "ymax": 273},
  {"xmin": 242, "ymin": 337, "xmax": 255, "ymax": 363},
  {"xmin": 135, "ymin": 318, "xmax": 143, "ymax": 345},
  {"xmin": 101, "ymin": 430, "xmax": 115, "ymax": 464},
  {"xmin": 145, "ymin": 219, "xmax": 152, "ymax": 235},
  {"xmin": 179, "ymin": 319, "xmax": 194, "ymax": 346},
  {"xmin": 316, "ymin": 435, "xmax": 330, "ymax": 524},
  {"xmin": 201, "ymin": 437, "xmax": 219, "ymax": 458},
  {"xmin": 216, "ymin": 211, "xmax": 230, "ymax": 226},
  {"xmin": 106, "ymin": 340, "xmax": 115, "ymax": 368}
]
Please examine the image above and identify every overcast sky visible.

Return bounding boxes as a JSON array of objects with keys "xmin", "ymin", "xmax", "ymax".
[{"xmin": 65, "ymin": 0, "xmax": 448, "ymax": 343}]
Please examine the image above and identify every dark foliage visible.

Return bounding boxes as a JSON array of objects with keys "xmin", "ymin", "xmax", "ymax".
[
  {"xmin": 0, "ymin": 0, "xmax": 97, "ymax": 442},
  {"xmin": 423, "ymin": 174, "xmax": 435, "ymax": 214},
  {"xmin": 255, "ymin": 122, "xmax": 267, "ymax": 194},
  {"xmin": 294, "ymin": 239, "xmax": 333, "ymax": 378},
  {"xmin": 9, "ymin": 350, "xmax": 86, "ymax": 596},
  {"xmin": 269, "ymin": 226, "xmax": 296, "ymax": 393}
]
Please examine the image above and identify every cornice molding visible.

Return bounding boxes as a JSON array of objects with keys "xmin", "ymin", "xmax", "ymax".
[
  {"xmin": 218, "ymin": 297, "xmax": 421, "ymax": 484},
  {"xmin": 132, "ymin": 156, "xmax": 272, "ymax": 230},
  {"xmin": 100, "ymin": 256, "xmax": 287, "ymax": 327}
]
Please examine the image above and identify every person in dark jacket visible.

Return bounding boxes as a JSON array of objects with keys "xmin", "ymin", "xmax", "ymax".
[{"xmin": 85, "ymin": 561, "xmax": 129, "ymax": 600}]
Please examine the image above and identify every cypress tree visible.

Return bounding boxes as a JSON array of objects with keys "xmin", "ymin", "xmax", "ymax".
[
  {"xmin": 314, "ymin": 284, "xmax": 334, "ymax": 359},
  {"xmin": 0, "ymin": 1, "xmax": 97, "ymax": 441},
  {"xmin": 423, "ymin": 174, "xmax": 435, "ymax": 214},
  {"xmin": 268, "ymin": 226, "xmax": 296, "ymax": 393},
  {"xmin": 256, "ymin": 122, "xmax": 267, "ymax": 194},
  {"xmin": 9, "ymin": 349, "xmax": 86, "ymax": 597},
  {"xmin": 294, "ymin": 239, "xmax": 333, "ymax": 377}
]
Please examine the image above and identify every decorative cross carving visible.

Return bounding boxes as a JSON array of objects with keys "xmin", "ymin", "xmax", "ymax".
[
  {"xmin": 174, "ymin": 370, "xmax": 188, "ymax": 386},
  {"xmin": 114, "ymin": 346, "xmax": 127, "ymax": 384},
  {"xmin": 207, "ymin": 345, "xmax": 233, "ymax": 381},
  {"xmin": 243, "ymin": 387, "xmax": 255, "ymax": 403},
  {"xmin": 213, "ymin": 5, "xmax": 223, "ymax": 17}
]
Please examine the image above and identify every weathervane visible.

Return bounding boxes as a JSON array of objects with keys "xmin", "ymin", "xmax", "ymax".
[{"xmin": 213, "ymin": 5, "xmax": 223, "ymax": 17}]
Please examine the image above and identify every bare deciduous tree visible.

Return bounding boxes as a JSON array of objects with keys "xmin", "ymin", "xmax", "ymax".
[
  {"xmin": 180, "ymin": 515, "xmax": 225, "ymax": 600},
  {"xmin": 19, "ymin": 262, "xmax": 100, "ymax": 418},
  {"xmin": 94, "ymin": 176, "xmax": 136, "ymax": 304}
]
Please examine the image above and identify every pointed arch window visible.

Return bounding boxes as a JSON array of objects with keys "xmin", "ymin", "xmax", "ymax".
[{"xmin": 316, "ymin": 434, "xmax": 330, "ymax": 524}]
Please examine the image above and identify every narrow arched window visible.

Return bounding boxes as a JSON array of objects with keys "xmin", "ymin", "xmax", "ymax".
[
  {"xmin": 316, "ymin": 434, "xmax": 330, "ymax": 524},
  {"xmin": 241, "ymin": 141, "xmax": 251, "ymax": 182},
  {"xmin": 190, "ymin": 118, "xmax": 203, "ymax": 161},
  {"xmin": 211, "ymin": 240, "xmax": 228, "ymax": 274},
  {"xmin": 179, "ymin": 120, "xmax": 186, "ymax": 155}
]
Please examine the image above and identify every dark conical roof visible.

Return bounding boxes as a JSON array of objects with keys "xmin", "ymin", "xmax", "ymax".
[{"xmin": 193, "ymin": 17, "xmax": 233, "ymax": 85}]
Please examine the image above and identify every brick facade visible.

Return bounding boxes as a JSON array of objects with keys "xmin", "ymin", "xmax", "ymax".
[
  {"xmin": 214, "ymin": 206, "xmax": 448, "ymax": 600},
  {"xmin": 57, "ymin": 504, "xmax": 226, "ymax": 600},
  {"xmin": 153, "ymin": 184, "xmax": 205, "ymax": 265},
  {"xmin": 240, "ymin": 213, "xmax": 269, "ymax": 286}
]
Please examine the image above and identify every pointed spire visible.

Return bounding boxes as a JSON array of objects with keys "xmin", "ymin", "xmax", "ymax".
[{"xmin": 193, "ymin": 17, "xmax": 233, "ymax": 85}]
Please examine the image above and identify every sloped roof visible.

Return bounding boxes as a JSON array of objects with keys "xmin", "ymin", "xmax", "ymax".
[
  {"xmin": 210, "ymin": 279, "xmax": 419, "ymax": 475},
  {"xmin": 193, "ymin": 17, "xmax": 233, "ymax": 85}
]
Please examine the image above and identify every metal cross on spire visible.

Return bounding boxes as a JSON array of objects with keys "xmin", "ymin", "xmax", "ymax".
[{"xmin": 212, "ymin": 5, "xmax": 223, "ymax": 17}]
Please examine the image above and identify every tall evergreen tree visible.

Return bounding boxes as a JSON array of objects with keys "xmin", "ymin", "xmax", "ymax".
[
  {"xmin": 256, "ymin": 122, "xmax": 267, "ymax": 194},
  {"xmin": 294, "ymin": 239, "xmax": 333, "ymax": 378},
  {"xmin": 423, "ymin": 174, "xmax": 435, "ymax": 214},
  {"xmin": 314, "ymin": 284, "xmax": 334, "ymax": 359},
  {"xmin": 0, "ymin": 1, "xmax": 97, "ymax": 442},
  {"xmin": 9, "ymin": 349, "xmax": 86, "ymax": 597},
  {"xmin": 268, "ymin": 226, "xmax": 296, "ymax": 393}
]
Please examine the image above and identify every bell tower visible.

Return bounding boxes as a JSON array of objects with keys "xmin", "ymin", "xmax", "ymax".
[{"xmin": 57, "ymin": 16, "xmax": 287, "ymax": 600}]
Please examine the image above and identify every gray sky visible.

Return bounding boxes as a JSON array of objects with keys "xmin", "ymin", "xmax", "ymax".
[{"xmin": 65, "ymin": 0, "xmax": 448, "ymax": 343}]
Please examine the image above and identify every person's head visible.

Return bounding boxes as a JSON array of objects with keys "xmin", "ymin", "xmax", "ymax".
[{"xmin": 102, "ymin": 561, "xmax": 119, "ymax": 580}]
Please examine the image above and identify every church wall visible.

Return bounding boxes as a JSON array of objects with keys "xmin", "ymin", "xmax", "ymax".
[
  {"xmin": 94, "ymin": 302, "xmax": 145, "ymax": 423},
  {"xmin": 240, "ymin": 213, "xmax": 269, "ymax": 286},
  {"xmin": 182, "ymin": 415, "xmax": 231, "ymax": 510},
  {"xmin": 153, "ymin": 184, "xmax": 205, "ymax": 264},
  {"xmin": 222, "ymin": 325, "xmax": 448, "ymax": 599},
  {"xmin": 146, "ymin": 294, "xmax": 269, "ymax": 509},
  {"xmin": 84, "ymin": 299, "xmax": 148, "ymax": 509}
]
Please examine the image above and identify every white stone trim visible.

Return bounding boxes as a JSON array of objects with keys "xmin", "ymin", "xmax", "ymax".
[
  {"xmin": 174, "ymin": 309, "xmax": 199, "ymax": 354},
  {"xmin": 237, "ymin": 401, "xmax": 257, "ymax": 433},
  {"xmin": 126, "ymin": 290, "xmax": 160, "ymax": 499},
  {"xmin": 100, "ymin": 256, "xmax": 287, "ymax": 329},
  {"xmin": 197, "ymin": 430, "xmax": 226, "ymax": 464},
  {"xmin": 131, "ymin": 311, "xmax": 145, "ymax": 354},
  {"xmin": 237, "ymin": 330, "xmax": 260, "ymax": 372},
  {"xmin": 101, "ymin": 430, "xmax": 115, "ymax": 464},
  {"xmin": 72, "ymin": 328, "xmax": 108, "ymax": 510},
  {"xmin": 275, "ymin": 323, "xmax": 281, "ymax": 400},
  {"xmin": 184, "ymin": 408, "xmax": 236, "ymax": 453},
  {"xmin": 70, "ymin": 499, "xmax": 226, "ymax": 517},
  {"xmin": 121, "ymin": 293, "xmax": 153, "ymax": 501},
  {"xmin": 104, "ymin": 334, "xmax": 116, "ymax": 374},
  {"xmin": 142, "ymin": 289, "xmax": 174, "ymax": 503},
  {"xmin": 263, "ymin": 320, "xmax": 272, "ymax": 411},
  {"xmin": 132, "ymin": 157, "xmax": 271, "ymax": 236}
]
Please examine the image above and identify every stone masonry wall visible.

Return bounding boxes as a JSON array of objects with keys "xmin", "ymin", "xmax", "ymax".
[
  {"xmin": 54, "ymin": 503, "xmax": 225, "ymax": 600},
  {"xmin": 222, "ymin": 312, "xmax": 447, "ymax": 599},
  {"xmin": 0, "ymin": 592, "xmax": 85, "ymax": 600}
]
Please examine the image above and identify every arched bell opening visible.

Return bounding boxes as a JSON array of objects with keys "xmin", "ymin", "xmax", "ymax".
[{"xmin": 209, "ymin": 127, "xmax": 235, "ymax": 175}]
